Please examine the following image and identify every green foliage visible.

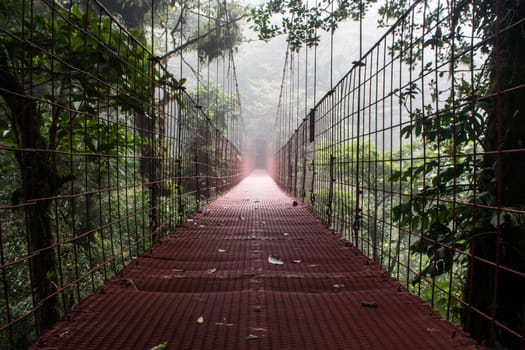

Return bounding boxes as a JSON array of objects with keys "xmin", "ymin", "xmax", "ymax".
[
  {"xmin": 310, "ymin": 140, "xmax": 393, "ymax": 261},
  {"xmin": 1, "ymin": 0, "xmax": 242, "ymax": 347},
  {"xmin": 196, "ymin": 1, "xmax": 245, "ymax": 62},
  {"xmin": 0, "ymin": 1, "xmax": 169, "ymax": 346},
  {"xmin": 383, "ymin": 0, "xmax": 492, "ymax": 287},
  {"xmin": 274, "ymin": 0, "xmax": 524, "ymax": 347},
  {"xmin": 383, "ymin": 1, "xmax": 525, "ymax": 347},
  {"xmin": 93, "ymin": 0, "xmax": 173, "ymax": 29},
  {"xmin": 153, "ymin": 0, "xmax": 245, "ymax": 62},
  {"xmin": 248, "ymin": 0, "xmax": 377, "ymax": 51},
  {"xmin": 191, "ymin": 82, "xmax": 241, "ymax": 132}
]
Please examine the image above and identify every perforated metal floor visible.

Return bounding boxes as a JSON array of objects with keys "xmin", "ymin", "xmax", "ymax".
[{"xmin": 33, "ymin": 171, "xmax": 480, "ymax": 349}]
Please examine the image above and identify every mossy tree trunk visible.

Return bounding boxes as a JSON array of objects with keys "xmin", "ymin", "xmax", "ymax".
[
  {"xmin": 0, "ymin": 68, "xmax": 62, "ymax": 331},
  {"xmin": 465, "ymin": 1, "xmax": 525, "ymax": 348}
]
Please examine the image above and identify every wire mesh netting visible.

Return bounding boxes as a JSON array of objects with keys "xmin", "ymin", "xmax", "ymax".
[
  {"xmin": 274, "ymin": 1, "xmax": 525, "ymax": 349},
  {"xmin": 0, "ymin": 1, "xmax": 243, "ymax": 348},
  {"xmin": 28, "ymin": 171, "xmax": 480, "ymax": 350}
]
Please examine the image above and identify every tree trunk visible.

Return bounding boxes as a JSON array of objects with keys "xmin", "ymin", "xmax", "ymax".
[
  {"xmin": 465, "ymin": 1, "xmax": 525, "ymax": 348},
  {"xmin": 0, "ymin": 69, "xmax": 61, "ymax": 331}
]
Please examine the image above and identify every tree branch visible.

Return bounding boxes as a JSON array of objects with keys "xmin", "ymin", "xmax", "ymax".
[
  {"xmin": 160, "ymin": 14, "xmax": 245, "ymax": 61},
  {"xmin": 171, "ymin": 3, "xmax": 187, "ymax": 36}
]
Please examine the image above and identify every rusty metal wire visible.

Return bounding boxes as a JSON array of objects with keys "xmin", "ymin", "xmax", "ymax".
[
  {"xmin": 0, "ymin": 1, "xmax": 243, "ymax": 348},
  {"xmin": 274, "ymin": 0, "xmax": 525, "ymax": 348}
]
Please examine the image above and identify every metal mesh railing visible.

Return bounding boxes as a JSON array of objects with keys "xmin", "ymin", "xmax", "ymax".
[
  {"xmin": 274, "ymin": 0, "xmax": 525, "ymax": 348},
  {"xmin": 0, "ymin": 1, "xmax": 243, "ymax": 348}
]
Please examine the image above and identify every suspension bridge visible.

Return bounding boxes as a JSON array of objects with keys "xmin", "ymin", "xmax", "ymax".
[
  {"xmin": 30, "ymin": 171, "xmax": 478, "ymax": 349},
  {"xmin": 1, "ymin": 0, "xmax": 524, "ymax": 349}
]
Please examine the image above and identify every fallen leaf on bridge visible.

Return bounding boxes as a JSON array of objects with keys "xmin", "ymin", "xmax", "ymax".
[
  {"xmin": 268, "ymin": 255, "xmax": 284, "ymax": 265},
  {"xmin": 361, "ymin": 301, "xmax": 378, "ymax": 308},
  {"xmin": 150, "ymin": 342, "xmax": 168, "ymax": 350}
]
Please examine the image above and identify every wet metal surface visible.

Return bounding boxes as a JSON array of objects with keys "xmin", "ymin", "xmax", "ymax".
[{"xmin": 33, "ymin": 171, "xmax": 479, "ymax": 349}]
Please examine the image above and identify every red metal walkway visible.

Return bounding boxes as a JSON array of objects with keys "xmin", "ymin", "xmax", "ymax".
[{"xmin": 33, "ymin": 171, "xmax": 479, "ymax": 349}]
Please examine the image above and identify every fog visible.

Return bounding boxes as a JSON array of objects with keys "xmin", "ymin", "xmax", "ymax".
[
  {"xmin": 234, "ymin": 1, "xmax": 387, "ymax": 163},
  {"xmin": 168, "ymin": 1, "xmax": 388, "ymax": 167}
]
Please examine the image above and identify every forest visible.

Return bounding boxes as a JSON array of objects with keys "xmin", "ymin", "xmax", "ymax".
[{"xmin": 1, "ymin": 0, "xmax": 524, "ymax": 349}]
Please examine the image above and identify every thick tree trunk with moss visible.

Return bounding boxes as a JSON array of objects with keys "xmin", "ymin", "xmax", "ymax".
[
  {"xmin": 465, "ymin": 1, "xmax": 525, "ymax": 348},
  {"xmin": 0, "ymin": 69, "xmax": 61, "ymax": 331}
]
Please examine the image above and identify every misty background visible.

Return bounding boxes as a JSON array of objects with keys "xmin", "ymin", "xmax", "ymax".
[{"xmin": 167, "ymin": 1, "xmax": 388, "ymax": 164}]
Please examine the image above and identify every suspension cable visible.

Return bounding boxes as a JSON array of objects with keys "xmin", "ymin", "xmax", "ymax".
[
  {"xmin": 275, "ymin": 44, "xmax": 290, "ymax": 149},
  {"xmin": 197, "ymin": 0, "xmax": 201, "ymax": 106},
  {"xmin": 352, "ymin": 0, "xmax": 364, "ymax": 247},
  {"xmin": 330, "ymin": 0, "xmax": 334, "ymax": 92}
]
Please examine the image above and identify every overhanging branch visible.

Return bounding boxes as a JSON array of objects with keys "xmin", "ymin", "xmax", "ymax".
[{"xmin": 160, "ymin": 14, "xmax": 245, "ymax": 61}]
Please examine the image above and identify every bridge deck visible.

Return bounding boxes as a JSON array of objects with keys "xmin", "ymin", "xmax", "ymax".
[{"xmin": 33, "ymin": 171, "xmax": 479, "ymax": 349}]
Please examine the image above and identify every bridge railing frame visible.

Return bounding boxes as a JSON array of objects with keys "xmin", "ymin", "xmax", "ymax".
[
  {"xmin": 0, "ymin": 1, "xmax": 243, "ymax": 347},
  {"xmin": 273, "ymin": 0, "xmax": 525, "ymax": 348}
]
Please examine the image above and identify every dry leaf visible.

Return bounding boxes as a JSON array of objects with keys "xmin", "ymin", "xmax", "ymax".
[
  {"xmin": 207, "ymin": 268, "xmax": 217, "ymax": 274},
  {"xmin": 361, "ymin": 301, "xmax": 378, "ymax": 308},
  {"xmin": 246, "ymin": 334, "xmax": 259, "ymax": 340},
  {"xmin": 268, "ymin": 255, "xmax": 284, "ymax": 265},
  {"xmin": 121, "ymin": 278, "xmax": 138, "ymax": 291},
  {"xmin": 150, "ymin": 342, "xmax": 168, "ymax": 350},
  {"xmin": 58, "ymin": 330, "xmax": 70, "ymax": 338}
]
